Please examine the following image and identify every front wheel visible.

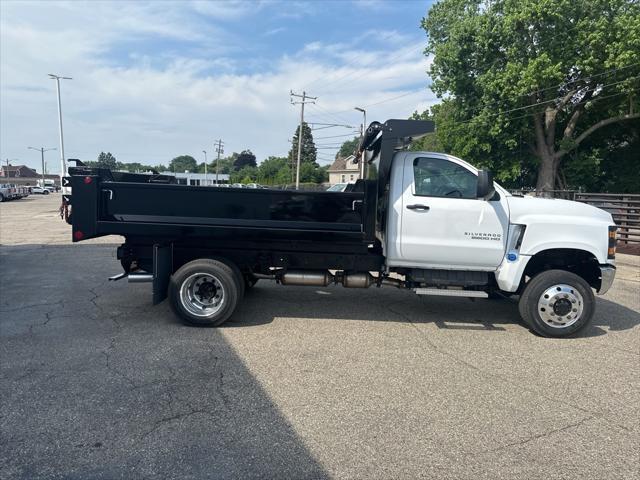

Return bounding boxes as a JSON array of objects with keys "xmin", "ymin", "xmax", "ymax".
[
  {"xmin": 519, "ymin": 269, "xmax": 595, "ymax": 337},
  {"xmin": 169, "ymin": 259, "xmax": 240, "ymax": 326}
]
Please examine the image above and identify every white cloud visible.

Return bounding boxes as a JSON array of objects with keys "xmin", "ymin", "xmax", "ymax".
[
  {"xmin": 0, "ymin": 1, "xmax": 436, "ymax": 171},
  {"xmin": 264, "ymin": 27, "xmax": 286, "ymax": 36}
]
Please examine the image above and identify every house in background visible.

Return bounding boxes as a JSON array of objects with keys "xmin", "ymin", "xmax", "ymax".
[
  {"xmin": 0, "ymin": 164, "xmax": 60, "ymax": 186},
  {"xmin": 0, "ymin": 164, "xmax": 39, "ymax": 179},
  {"xmin": 328, "ymin": 155, "xmax": 360, "ymax": 185}
]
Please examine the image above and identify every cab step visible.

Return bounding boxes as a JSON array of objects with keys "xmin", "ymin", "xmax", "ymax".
[{"xmin": 414, "ymin": 288, "xmax": 488, "ymax": 298}]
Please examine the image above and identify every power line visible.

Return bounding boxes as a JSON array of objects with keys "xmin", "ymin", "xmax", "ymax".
[
  {"xmin": 310, "ymin": 124, "xmax": 354, "ymax": 131},
  {"xmin": 460, "ymin": 77, "xmax": 637, "ymax": 122},
  {"xmin": 313, "ymin": 133, "xmax": 360, "ymax": 140},
  {"xmin": 504, "ymin": 90, "xmax": 634, "ymax": 124},
  {"xmin": 358, "ymin": 90, "xmax": 420, "ymax": 109},
  {"xmin": 309, "ymin": 103, "xmax": 353, "ymax": 126},
  {"xmin": 475, "ymin": 62, "xmax": 640, "ymax": 113}
]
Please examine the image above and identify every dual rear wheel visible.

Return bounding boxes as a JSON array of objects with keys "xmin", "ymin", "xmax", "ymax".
[{"xmin": 169, "ymin": 259, "xmax": 244, "ymax": 326}]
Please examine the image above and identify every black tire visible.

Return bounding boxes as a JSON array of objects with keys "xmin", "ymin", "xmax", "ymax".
[
  {"xmin": 43, "ymin": 190, "xmax": 49, "ymax": 195},
  {"xmin": 215, "ymin": 258, "xmax": 245, "ymax": 299},
  {"xmin": 0, "ymin": 193, "xmax": 4, "ymax": 202},
  {"xmin": 169, "ymin": 259, "xmax": 240, "ymax": 327},
  {"xmin": 519, "ymin": 269, "xmax": 595, "ymax": 338}
]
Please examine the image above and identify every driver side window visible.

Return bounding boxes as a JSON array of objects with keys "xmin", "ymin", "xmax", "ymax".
[{"xmin": 413, "ymin": 157, "xmax": 477, "ymax": 199}]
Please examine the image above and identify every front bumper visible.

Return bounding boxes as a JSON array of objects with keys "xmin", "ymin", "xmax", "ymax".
[{"xmin": 598, "ymin": 265, "xmax": 616, "ymax": 295}]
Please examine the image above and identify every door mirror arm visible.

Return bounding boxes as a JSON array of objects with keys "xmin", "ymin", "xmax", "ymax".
[{"xmin": 476, "ymin": 170, "xmax": 496, "ymax": 200}]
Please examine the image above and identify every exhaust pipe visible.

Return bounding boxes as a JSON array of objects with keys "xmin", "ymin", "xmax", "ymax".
[
  {"xmin": 281, "ymin": 271, "xmax": 333, "ymax": 287},
  {"xmin": 279, "ymin": 271, "xmax": 381, "ymax": 289},
  {"xmin": 256, "ymin": 269, "xmax": 406, "ymax": 289},
  {"xmin": 128, "ymin": 272, "xmax": 153, "ymax": 283},
  {"xmin": 338, "ymin": 272, "xmax": 375, "ymax": 288}
]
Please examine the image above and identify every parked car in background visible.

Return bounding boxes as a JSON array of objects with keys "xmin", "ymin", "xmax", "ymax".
[
  {"xmin": 0, "ymin": 183, "xmax": 12, "ymax": 202},
  {"xmin": 326, "ymin": 182, "xmax": 355, "ymax": 192},
  {"xmin": 17, "ymin": 185, "xmax": 29, "ymax": 198},
  {"xmin": 0, "ymin": 184, "xmax": 29, "ymax": 201},
  {"xmin": 31, "ymin": 186, "xmax": 51, "ymax": 195}
]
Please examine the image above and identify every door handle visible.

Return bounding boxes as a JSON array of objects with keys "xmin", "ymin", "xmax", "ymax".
[{"xmin": 406, "ymin": 204, "xmax": 430, "ymax": 211}]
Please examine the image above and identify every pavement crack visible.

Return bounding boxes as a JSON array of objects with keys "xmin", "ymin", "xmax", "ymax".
[
  {"xmin": 139, "ymin": 406, "xmax": 213, "ymax": 441},
  {"xmin": 206, "ymin": 344, "xmax": 230, "ymax": 408},
  {"xmin": 0, "ymin": 299, "xmax": 63, "ymax": 313},
  {"xmin": 101, "ymin": 337, "xmax": 137, "ymax": 389},
  {"xmin": 477, "ymin": 416, "xmax": 595, "ymax": 454}
]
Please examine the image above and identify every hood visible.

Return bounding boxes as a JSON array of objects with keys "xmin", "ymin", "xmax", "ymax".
[{"xmin": 507, "ymin": 195, "xmax": 613, "ymax": 225}]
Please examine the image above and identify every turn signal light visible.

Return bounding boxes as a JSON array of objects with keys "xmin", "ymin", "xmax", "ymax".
[{"xmin": 607, "ymin": 226, "xmax": 617, "ymax": 259}]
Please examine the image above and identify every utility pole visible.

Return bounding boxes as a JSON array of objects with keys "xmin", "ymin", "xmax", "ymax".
[
  {"xmin": 28, "ymin": 146, "xmax": 56, "ymax": 187},
  {"xmin": 214, "ymin": 139, "xmax": 224, "ymax": 185},
  {"xmin": 48, "ymin": 74, "xmax": 72, "ymax": 188},
  {"xmin": 290, "ymin": 90, "xmax": 317, "ymax": 190},
  {"xmin": 354, "ymin": 107, "xmax": 366, "ymax": 180},
  {"xmin": 202, "ymin": 150, "xmax": 207, "ymax": 186}
]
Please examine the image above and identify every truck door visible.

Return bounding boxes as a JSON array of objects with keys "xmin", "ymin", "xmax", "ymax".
[{"xmin": 398, "ymin": 154, "xmax": 509, "ymax": 270}]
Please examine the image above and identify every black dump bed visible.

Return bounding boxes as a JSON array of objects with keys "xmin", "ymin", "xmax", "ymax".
[{"xmin": 67, "ymin": 171, "xmax": 376, "ymax": 247}]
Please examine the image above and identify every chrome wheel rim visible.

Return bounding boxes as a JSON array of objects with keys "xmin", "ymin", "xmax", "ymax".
[
  {"xmin": 537, "ymin": 284, "xmax": 584, "ymax": 328},
  {"xmin": 179, "ymin": 273, "xmax": 225, "ymax": 318}
]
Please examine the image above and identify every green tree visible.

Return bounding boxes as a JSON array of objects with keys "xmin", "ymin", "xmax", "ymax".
[
  {"xmin": 257, "ymin": 156, "xmax": 290, "ymax": 185},
  {"xmin": 169, "ymin": 155, "xmax": 198, "ymax": 173},
  {"xmin": 409, "ymin": 110, "xmax": 444, "ymax": 153},
  {"xmin": 335, "ymin": 137, "xmax": 360, "ymax": 160},
  {"xmin": 562, "ymin": 121, "xmax": 640, "ymax": 192},
  {"xmin": 234, "ymin": 150, "xmax": 257, "ymax": 170},
  {"xmin": 96, "ymin": 152, "xmax": 117, "ymax": 170},
  {"xmin": 288, "ymin": 122, "xmax": 317, "ymax": 166},
  {"xmin": 212, "ymin": 153, "xmax": 238, "ymax": 174},
  {"xmin": 292, "ymin": 163, "xmax": 327, "ymax": 184},
  {"xmin": 422, "ymin": 0, "xmax": 640, "ymax": 192},
  {"xmin": 230, "ymin": 166, "xmax": 258, "ymax": 184}
]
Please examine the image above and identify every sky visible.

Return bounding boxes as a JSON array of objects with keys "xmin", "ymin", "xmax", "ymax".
[{"xmin": 0, "ymin": 0, "xmax": 437, "ymax": 172}]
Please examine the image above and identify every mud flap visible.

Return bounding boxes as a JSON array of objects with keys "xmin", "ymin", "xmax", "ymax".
[{"xmin": 152, "ymin": 243, "xmax": 172, "ymax": 305}]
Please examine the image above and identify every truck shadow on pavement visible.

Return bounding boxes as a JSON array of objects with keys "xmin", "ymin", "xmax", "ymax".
[
  {"xmin": 229, "ymin": 281, "xmax": 639, "ymax": 339},
  {"xmin": 0, "ymin": 245, "xmax": 328, "ymax": 479}
]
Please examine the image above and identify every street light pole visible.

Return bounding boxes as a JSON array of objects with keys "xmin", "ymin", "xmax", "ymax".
[
  {"xmin": 48, "ymin": 74, "xmax": 72, "ymax": 188},
  {"xmin": 354, "ymin": 107, "xmax": 366, "ymax": 179},
  {"xmin": 28, "ymin": 146, "xmax": 56, "ymax": 187},
  {"xmin": 202, "ymin": 150, "xmax": 207, "ymax": 186}
]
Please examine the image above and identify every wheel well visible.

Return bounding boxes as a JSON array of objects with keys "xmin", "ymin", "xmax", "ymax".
[{"xmin": 523, "ymin": 249, "xmax": 600, "ymax": 290}]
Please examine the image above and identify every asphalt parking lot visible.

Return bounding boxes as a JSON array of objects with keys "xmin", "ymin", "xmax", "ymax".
[{"xmin": 1, "ymin": 194, "xmax": 639, "ymax": 479}]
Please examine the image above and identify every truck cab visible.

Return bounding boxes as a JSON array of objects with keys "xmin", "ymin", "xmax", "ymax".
[{"xmin": 378, "ymin": 147, "xmax": 616, "ymax": 336}]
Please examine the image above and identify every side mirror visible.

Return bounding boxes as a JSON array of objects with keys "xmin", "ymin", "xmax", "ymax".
[{"xmin": 477, "ymin": 170, "xmax": 495, "ymax": 200}]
